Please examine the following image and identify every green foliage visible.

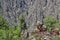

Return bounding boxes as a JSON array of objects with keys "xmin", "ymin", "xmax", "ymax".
[
  {"xmin": 13, "ymin": 27, "xmax": 20, "ymax": 35},
  {"xmin": 51, "ymin": 37, "xmax": 60, "ymax": 40},
  {"xmin": 19, "ymin": 15, "xmax": 26, "ymax": 28},
  {"xmin": 0, "ymin": 29, "xmax": 6, "ymax": 39},
  {"xmin": 54, "ymin": 19, "xmax": 60, "ymax": 31},
  {"xmin": 8, "ymin": 26, "xmax": 21, "ymax": 40},
  {"xmin": 0, "ymin": 15, "xmax": 26, "ymax": 40},
  {"xmin": 44, "ymin": 16, "xmax": 57, "ymax": 31},
  {"xmin": 0, "ymin": 16, "xmax": 9, "ymax": 29},
  {"xmin": 1, "ymin": 14, "xmax": 60, "ymax": 40}
]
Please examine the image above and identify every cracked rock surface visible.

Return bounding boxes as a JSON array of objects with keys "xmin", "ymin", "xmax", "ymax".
[{"xmin": 0, "ymin": 1, "xmax": 60, "ymax": 39}]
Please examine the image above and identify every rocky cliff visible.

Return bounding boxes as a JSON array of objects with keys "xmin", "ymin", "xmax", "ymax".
[{"xmin": 0, "ymin": 0, "xmax": 60, "ymax": 31}]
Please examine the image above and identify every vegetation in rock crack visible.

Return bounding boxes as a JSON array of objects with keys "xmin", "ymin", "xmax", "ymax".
[
  {"xmin": 0, "ymin": 14, "xmax": 60, "ymax": 40},
  {"xmin": 0, "ymin": 15, "xmax": 26, "ymax": 40}
]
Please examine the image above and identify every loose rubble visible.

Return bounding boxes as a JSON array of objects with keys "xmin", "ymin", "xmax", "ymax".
[{"xmin": 21, "ymin": 21, "xmax": 60, "ymax": 40}]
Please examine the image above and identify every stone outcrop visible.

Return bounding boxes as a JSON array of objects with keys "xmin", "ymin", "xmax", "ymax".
[{"xmin": 0, "ymin": 0, "xmax": 60, "ymax": 31}]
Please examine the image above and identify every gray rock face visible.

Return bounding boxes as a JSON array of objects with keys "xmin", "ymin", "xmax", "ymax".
[{"xmin": 0, "ymin": 0, "xmax": 60, "ymax": 30}]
